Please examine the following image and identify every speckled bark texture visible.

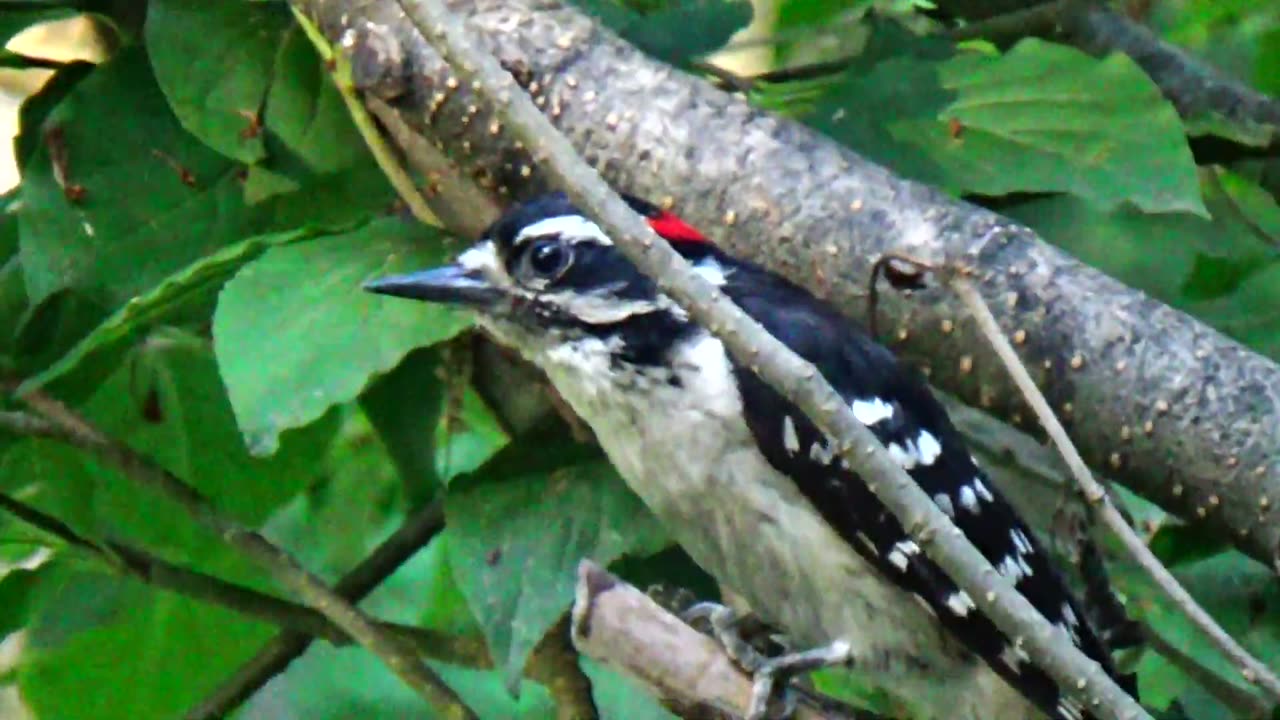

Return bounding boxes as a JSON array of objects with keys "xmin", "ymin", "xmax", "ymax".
[{"xmin": 300, "ymin": 0, "xmax": 1280, "ymax": 567}]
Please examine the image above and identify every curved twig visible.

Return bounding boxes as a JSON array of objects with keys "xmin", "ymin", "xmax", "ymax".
[
  {"xmin": 184, "ymin": 500, "xmax": 447, "ymax": 720},
  {"xmin": 947, "ymin": 275, "xmax": 1280, "ymax": 704}
]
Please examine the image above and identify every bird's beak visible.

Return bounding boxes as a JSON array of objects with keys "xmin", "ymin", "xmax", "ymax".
[{"xmin": 363, "ymin": 265, "xmax": 502, "ymax": 308}]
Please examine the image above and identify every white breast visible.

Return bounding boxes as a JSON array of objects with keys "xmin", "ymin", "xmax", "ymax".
[{"xmin": 526, "ymin": 330, "xmax": 1034, "ymax": 720}]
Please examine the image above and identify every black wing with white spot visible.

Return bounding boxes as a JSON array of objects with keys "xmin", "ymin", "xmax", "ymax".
[{"xmin": 718, "ymin": 265, "xmax": 1127, "ymax": 720}]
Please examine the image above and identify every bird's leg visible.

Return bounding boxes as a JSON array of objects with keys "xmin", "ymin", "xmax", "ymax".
[
  {"xmin": 682, "ymin": 602, "xmax": 853, "ymax": 719},
  {"xmin": 681, "ymin": 601, "xmax": 771, "ymax": 671},
  {"xmin": 745, "ymin": 640, "xmax": 854, "ymax": 720}
]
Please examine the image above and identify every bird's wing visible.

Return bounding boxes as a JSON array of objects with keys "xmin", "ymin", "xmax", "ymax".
[{"xmin": 724, "ymin": 283, "xmax": 1123, "ymax": 720}]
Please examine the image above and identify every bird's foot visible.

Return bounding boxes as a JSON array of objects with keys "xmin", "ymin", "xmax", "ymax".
[
  {"xmin": 743, "ymin": 640, "xmax": 854, "ymax": 720},
  {"xmin": 681, "ymin": 602, "xmax": 851, "ymax": 719}
]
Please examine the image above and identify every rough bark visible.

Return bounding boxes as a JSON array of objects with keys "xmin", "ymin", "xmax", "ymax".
[{"xmin": 296, "ymin": 0, "xmax": 1280, "ymax": 568}]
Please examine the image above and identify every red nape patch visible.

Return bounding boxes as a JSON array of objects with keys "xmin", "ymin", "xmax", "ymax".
[{"xmin": 646, "ymin": 210, "xmax": 708, "ymax": 243}]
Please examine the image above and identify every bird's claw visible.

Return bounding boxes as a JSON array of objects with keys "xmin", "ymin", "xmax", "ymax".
[{"xmin": 681, "ymin": 602, "xmax": 852, "ymax": 719}]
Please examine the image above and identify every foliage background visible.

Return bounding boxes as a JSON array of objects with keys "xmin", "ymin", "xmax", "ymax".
[{"xmin": 0, "ymin": 0, "xmax": 1278, "ymax": 719}]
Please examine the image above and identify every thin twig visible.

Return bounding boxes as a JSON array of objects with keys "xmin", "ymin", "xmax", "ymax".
[
  {"xmin": 0, "ymin": 491, "xmax": 473, "ymax": 655},
  {"xmin": 0, "ymin": 492, "xmax": 103, "ymax": 554},
  {"xmin": 0, "ymin": 410, "xmax": 61, "ymax": 439},
  {"xmin": 185, "ymin": 500, "xmax": 446, "ymax": 720},
  {"xmin": 523, "ymin": 612, "xmax": 600, "ymax": 720},
  {"xmin": 692, "ymin": 57, "xmax": 857, "ymax": 95},
  {"xmin": 13, "ymin": 388, "xmax": 477, "ymax": 720},
  {"xmin": 946, "ymin": 0, "xmax": 1072, "ymax": 43},
  {"xmin": 948, "ymin": 274, "xmax": 1280, "ymax": 704},
  {"xmin": 392, "ymin": 1, "xmax": 1148, "ymax": 717},
  {"xmin": 290, "ymin": 6, "xmax": 442, "ymax": 226}
]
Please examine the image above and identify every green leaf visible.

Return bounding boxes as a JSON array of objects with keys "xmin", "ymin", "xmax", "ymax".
[
  {"xmin": 571, "ymin": 0, "xmax": 752, "ymax": 66},
  {"xmin": 1179, "ymin": 253, "xmax": 1275, "ymax": 302},
  {"xmin": 235, "ymin": 528, "xmax": 553, "ymax": 720},
  {"xmin": 360, "ymin": 346, "xmax": 448, "ymax": 503},
  {"xmin": 1009, "ymin": 191, "xmax": 1280, "ymax": 360},
  {"xmin": 19, "ymin": 229, "xmax": 307, "ymax": 399},
  {"xmin": 410, "ymin": 534, "xmax": 484, "ymax": 637},
  {"xmin": 84, "ymin": 332, "xmax": 335, "ymax": 534},
  {"xmin": 1257, "ymin": 27, "xmax": 1280, "ymax": 97},
  {"xmin": 806, "ymin": 54, "xmax": 952, "ymax": 186},
  {"xmin": 237, "ymin": 645, "xmax": 557, "ymax": 720},
  {"xmin": 1183, "ymin": 109, "xmax": 1278, "ymax": 149},
  {"xmin": 260, "ymin": 407, "xmax": 404, "ymax": 577},
  {"xmin": 16, "ymin": 47, "xmax": 246, "ymax": 309},
  {"xmin": 0, "ymin": 567, "xmax": 41, "ymax": 640},
  {"xmin": 810, "ymin": 40, "xmax": 1204, "ymax": 214},
  {"xmin": 1114, "ymin": 551, "xmax": 1279, "ymax": 714},
  {"xmin": 19, "ymin": 578, "xmax": 273, "ymax": 720},
  {"xmin": 10, "ymin": 289, "xmax": 110, "ymax": 385},
  {"xmin": 582, "ymin": 658, "xmax": 680, "ymax": 720},
  {"xmin": 1147, "ymin": 523, "xmax": 1231, "ymax": 568},
  {"xmin": 213, "ymin": 219, "xmax": 471, "ymax": 456},
  {"xmin": 263, "ymin": 24, "xmax": 373, "ymax": 175},
  {"xmin": 1, "ymin": 439, "xmax": 99, "ymax": 541},
  {"xmin": 937, "ymin": 41, "xmax": 1203, "ymax": 213},
  {"xmin": 233, "ymin": 24, "xmax": 397, "ymax": 227},
  {"xmin": 13, "ymin": 60, "xmax": 95, "ymax": 174},
  {"xmin": 0, "ymin": 256, "xmax": 27, "ymax": 360},
  {"xmin": 3, "ymin": 334, "xmax": 334, "ymax": 577},
  {"xmin": 145, "ymin": 0, "xmax": 292, "ymax": 163},
  {"xmin": 446, "ymin": 435, "xmax": 668, "ymax": 688},
  {"xmin": 22, "ymin": 561, "xmax": 150, "ymax": 650},
  {"xmin": 436, "ymin": 383, "xmax": 509, "ymax": 485}
]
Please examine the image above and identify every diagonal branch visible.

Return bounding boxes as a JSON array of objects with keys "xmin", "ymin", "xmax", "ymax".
[
  {"xmin": 11, "ymin": 389, "xmax": 478, "ymax": 720},
  {"xmin": 184, "ymin": 500, "xmax": 446, "ymax": 720},
  {"xmin": 0, "ymin": 489, "xmax": 481, "ymax": 661},
  {"xmin": 294, "ymin": 0, "xmax": 1280, "ymax": 570},
  {"xmin": 386, "ymin": 1, "xmax": 1148, "ymax": 717},
  {"xmin": 948, "ymin": 275, "xmax": 1280, "ymax": 703},
  {"xmin": 942, "ymin": 0, "xmax": 1280, "ymax": 158}
]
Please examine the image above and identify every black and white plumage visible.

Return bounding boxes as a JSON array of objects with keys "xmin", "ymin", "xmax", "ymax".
[{"xmin": 366, "ymin": 193, "xmax": 1134, "ymax": 720}]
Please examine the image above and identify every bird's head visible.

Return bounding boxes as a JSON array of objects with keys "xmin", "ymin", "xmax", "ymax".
[{"xmin": 365, "ymin": 192, "xmax": 724, "ymax": 361}]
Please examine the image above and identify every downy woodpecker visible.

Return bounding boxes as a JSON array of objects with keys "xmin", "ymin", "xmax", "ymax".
[{"xmin": 366, "ymin": 193, "xmax": 1133, "ymax": 720}]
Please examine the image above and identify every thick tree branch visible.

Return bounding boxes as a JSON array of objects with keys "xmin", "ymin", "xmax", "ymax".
[
  {"xmin": 383, "ymin": 1, "xmax": 1148, "ymax": 717},
  {"xmin": 11, "ymin": 389, "xmax": 477, "ymax": 720},
  {"xmin": 295, "ymin": 0, "xmax": 1280, "ymax": 569}
]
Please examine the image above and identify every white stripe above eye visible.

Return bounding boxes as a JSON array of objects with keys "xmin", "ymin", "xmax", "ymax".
[{"xmin": 515, "ymin": 215, "xmax": 611, "ymax": 246}]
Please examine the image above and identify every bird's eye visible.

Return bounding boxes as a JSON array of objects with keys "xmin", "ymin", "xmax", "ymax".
[{"xmin": 525, "ymin": 239, "xmax": 572, "ymax": 280}]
